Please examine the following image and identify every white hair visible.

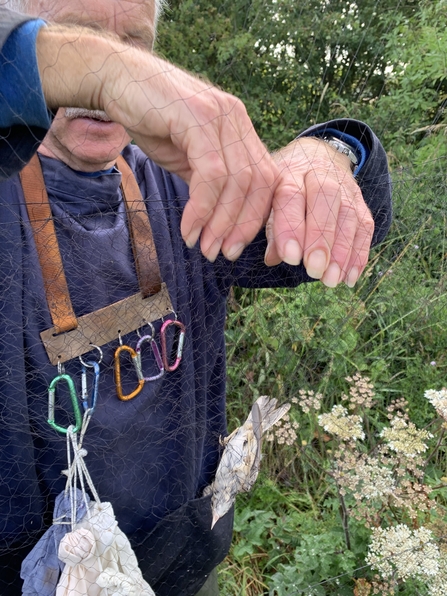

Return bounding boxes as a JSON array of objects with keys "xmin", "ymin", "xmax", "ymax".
[
  {"xmin": 6, "ymin": 0, "xmax": 165, "ymax": 27},
  {"xmin": 6, "ymin": 0, "xmax": 29, "ymax": 12}
]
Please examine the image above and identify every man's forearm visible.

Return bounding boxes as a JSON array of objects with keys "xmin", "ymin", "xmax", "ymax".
[{"xmin": 36, "ymin": 25, "xmax": 135, "ymax": 112}]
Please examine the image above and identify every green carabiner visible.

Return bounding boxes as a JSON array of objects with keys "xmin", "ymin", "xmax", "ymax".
[{"xmin": 48, "ymin": 374, "xmax": 83, "ymax": 434}]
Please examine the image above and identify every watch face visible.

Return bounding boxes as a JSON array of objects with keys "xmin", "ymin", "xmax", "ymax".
[{"xmin": 325, "ymin": 137, "xmax": 358, "ymax": 166}]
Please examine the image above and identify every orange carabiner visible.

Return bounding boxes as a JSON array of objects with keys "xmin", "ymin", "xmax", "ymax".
[{"xmin": 114, "ymin": 344, "xmax": 144, "ymax": 401}]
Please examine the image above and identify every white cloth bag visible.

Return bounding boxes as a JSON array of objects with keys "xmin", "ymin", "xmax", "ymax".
[{"xmin": 57, "ymin": 501, "xmax": 155, "ymax": 596}]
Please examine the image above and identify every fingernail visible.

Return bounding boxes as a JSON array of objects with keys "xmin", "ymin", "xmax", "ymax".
[
  {"xmin": 206, "ymin": 240, "xmax": 223, "ymax": 263},
  {"xmin": 283, "ymin": 239, "xmax": 302, "ymax": 266},
  {"xmin": 185, "ymin": 226, "xmax": 202, "ymax": 249},
  {"xmin": 322, "ymin": 262, "xmax": 341, "ymax": 288},
  {"xmin": 346, "ymin": 267, "xmax": 359, "ymax": 288},
  {"xmin": 226, "ymin": 243, "xmax": 245, "ymax": 261},
  {"xmin": 264, "ymin": 242, "xmax": 271, "ymax": 265},
  {"xmin": 306, "ymin": 249, "xmax": 328, "ymax": 279}
]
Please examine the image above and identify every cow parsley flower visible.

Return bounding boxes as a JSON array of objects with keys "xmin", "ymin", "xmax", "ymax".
[
  {"xmin": 425, "ymin": 388, "xmax": 447, "ymax": 421},
  {"xmin": 428, "ymin": 553, "xmax": 447, "ymax": 596},
  {"xmin": 349, "ymin": 458, "xmax": 395, "ymax": 500},
  {"xmin": 318, "ymin": 405, "xmax": 365, "ymax": 441},
  {"xmin": 380, "ymin": 417, "xmax": 432, "ymax": 457},
  {"xmin": 367, "ymin": 524, "xmax": 440, "ymax": 581}
]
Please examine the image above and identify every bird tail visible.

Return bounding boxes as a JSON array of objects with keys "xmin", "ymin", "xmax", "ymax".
[{"xmin": 248, "ymin": 396, "xmax": 290, "ymax": 433}]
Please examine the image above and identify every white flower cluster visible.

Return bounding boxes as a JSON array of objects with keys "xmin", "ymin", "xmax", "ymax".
[
  {"xmin": 428, "ymin": 553, "xmax": 447, "ymax": 596},
  {"xmin": 380, "ymin": 416, "xmax": 432, "ymax": 457},
  {"xmin": 425, "ymin": 388, "xmax": 447, "ymax": 421},
  {"xmin": 367, "ymin": 524, "xmax": 440, "ymax": 581},
  {"xmin": 295, "ymin": 389, "xmax": 323, "ymax": 413},
  {"xmin": 265, "ymin": 413, "xmax": 299, "ymax": 446},
  {"xmin": 343, "ymin": 373, "xmax": 376, "ymax": 410},
  {"xmin": 318, "ymin": 404, "xmax": 365, "ymax": 442},
  {"xmin": 349, "ymin": 457, "xmax": 395, "ymax": 500}
]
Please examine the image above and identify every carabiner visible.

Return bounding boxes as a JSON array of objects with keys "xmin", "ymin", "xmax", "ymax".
[
  {"xmin": 79, "ymin": 345, "xmax": 103, "ymax": 414},
  {"xmin": 80, "ymin": 361, "xmax": 100, "ymax": 414},
  {"xmin": 114, "ymin": 344, "xmax": 144, "ymax": 401},
  {"xmin": 135, "ymin": 328, "xmax": 164, "ymax": 382},
  {"xmin": 160, "ymin": 318, "xmax": 186, "ymax": 372},
  {"xmin": 48, "ymin": 374, "xmax": 83, "ymax": 434}
]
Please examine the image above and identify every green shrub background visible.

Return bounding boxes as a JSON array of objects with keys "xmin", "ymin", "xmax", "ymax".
[{"xmin": 157, "ymin": 1, "xmax": 447, "ymax": 593}]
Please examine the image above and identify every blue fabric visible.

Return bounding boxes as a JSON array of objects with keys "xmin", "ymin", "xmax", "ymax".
[
  {"xmin": 0, "ymin": 142, "xmax": 391, "ymax": 594},
  {"xmin": 0, "ymin": 20, "xmax": 50, "ymax": 129},
  {"xmin": 77, "ymin": 166, "xmax": 117, "ymax": 178},
  {"xmin": 0, "ymin": 18, "xmax": 51, "ymax": 179},
  {"xmin": 20, "ymin": 490, "xmax": 90, "ymax": 596}
]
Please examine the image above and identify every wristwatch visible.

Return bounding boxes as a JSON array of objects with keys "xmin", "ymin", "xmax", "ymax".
[{"xmin": 322, "ymin": 135, "xmax": 359, "ymax": 171}]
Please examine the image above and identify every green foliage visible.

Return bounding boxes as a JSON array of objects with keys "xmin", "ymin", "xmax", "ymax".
[
  {"xmin": 218, "ymin": 481, "xmax": 362, "ymax": 596},
  {"xmin": 157, "ymin": 0, "xmax": 419, "ymax": 150},
  {"xmin": 361, "ymin": 0, "xmax": 447, "ymax": 166},
  {"xmin": 157, "ymin": 0, "xmax": 447, "ymax": 592},
  {"xmin": 220, "ymin": 165, "xmax": 447, "ymax": 590},
  {"xmin": 268, "ymin": 531, "xmax": 357, "ymax": 596}
]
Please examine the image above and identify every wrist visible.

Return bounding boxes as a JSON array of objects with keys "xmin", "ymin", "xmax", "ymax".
[
  {"xmin": 305, "ymin": 127, "xmax": 368, "ymax": 176},
  {"xmin": 277, "ymin": 136, "xmax": 355, "ymax": 175}
]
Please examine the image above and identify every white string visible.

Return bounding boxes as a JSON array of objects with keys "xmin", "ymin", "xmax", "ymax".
[{"xmin": 63, "ymin": 412, "xmax": 101, "ymax": 530}]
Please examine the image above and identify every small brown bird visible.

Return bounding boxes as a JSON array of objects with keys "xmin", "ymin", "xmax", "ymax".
[{"xmin": 207, "ymin": 396, "xmax": 290, "ymax": 528}]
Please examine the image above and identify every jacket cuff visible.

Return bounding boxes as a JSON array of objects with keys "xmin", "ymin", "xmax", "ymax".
[{"xmin": 0, "ymin": 19, "xmax": 51, "ymax": 130}]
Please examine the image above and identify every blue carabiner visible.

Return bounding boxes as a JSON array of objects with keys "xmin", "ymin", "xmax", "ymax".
[
  {"xmin": 79, "ymin": 346, "xmax": 103, "ymax": 413},
  {"xmin": 80, "ymin": 361, "xmax": 100, "ymax": 414}
]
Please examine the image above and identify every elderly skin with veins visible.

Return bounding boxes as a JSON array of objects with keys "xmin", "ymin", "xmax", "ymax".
[{"xmin": 20, "ymin": 0, "xmax": 374, "ymax": 285}]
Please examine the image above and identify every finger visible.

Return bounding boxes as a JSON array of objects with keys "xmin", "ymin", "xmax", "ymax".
[
  {"xmin": 344, "ymin": 200, "xmax": 375, "ymax": 287},
  {"xmin": 302, "ymin": 169, "xmax": 342, "ymax": 280},
  {"xmin": 262, "ymin": 164, "xmax": 307, "ymax": 266},
  {"xmin": 198, "ymin": 100, "xmax": 256, "ymax": 261},
  {"xmin": 177, "ymin": 90, "xmax": 244, "ymax": 247},
  {"xmin": 180, "ymin": 94, "xmax": 273, "ymax": 256},
  {"xmin": 198, "ymin": 163, "xmax": 252, "ymax": 261},
  {"xmin": 319, "ymin": 194, "xmax": 359, "ymax": 288},
  {"xmin": 218, "ymin": 118, "xmax": 278, "ymax": 260},
  {"xmin": 219, "ymin": 166, "xmax": 274, "ymax": 261},
  {"xmin": 179, "ymin": 125, "xmax": 229, "ymax": 248},
  {"xmin": 263, "ymin": 210, "xmax": 282, "ymax": 266}
]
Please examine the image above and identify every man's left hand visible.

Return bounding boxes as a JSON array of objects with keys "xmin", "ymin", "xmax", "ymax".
[{"xmin": 264, "ymin": 137, "xmax": 374, "ymax": 288}]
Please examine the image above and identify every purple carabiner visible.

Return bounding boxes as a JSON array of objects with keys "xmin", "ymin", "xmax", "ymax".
[
  {"xmin": 160, "ymin": 319, "xmax": 186, "ymax": 372},
  {"xmin": 135, "ymin": 334, "xmax": 164, "ymax": 381}
]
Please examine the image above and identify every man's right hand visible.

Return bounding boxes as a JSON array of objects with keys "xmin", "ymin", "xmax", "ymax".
[{"xmin": 36, "ymin": 25, "xmax": 280, "ymax": 262}]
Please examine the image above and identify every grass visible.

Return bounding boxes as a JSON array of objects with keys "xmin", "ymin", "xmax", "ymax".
[{"xmin": 221, "ymin": 163, "xmax": 447, "ymax": 594}]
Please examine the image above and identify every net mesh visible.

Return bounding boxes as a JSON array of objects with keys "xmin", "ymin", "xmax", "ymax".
[{"xmin": 0, "ymin": 0, "xmax": 446, "ymax": 595}]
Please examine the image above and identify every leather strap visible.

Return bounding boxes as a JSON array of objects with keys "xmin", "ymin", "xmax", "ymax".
[
  {"xmin": 116, "ymin": 154, "xmax": 161, "ymax": 298},
  {"xmin": 20, "ymin": 155, "xmax": 77, "ymax": 334},
  {"xmin": 20, "ymin": 153, "xmax": 161, "ymax": 335}
]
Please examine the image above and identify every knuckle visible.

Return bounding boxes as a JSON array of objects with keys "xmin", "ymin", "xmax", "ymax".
[
  {"xmin": 234, "ymin": 165, "xmax": 252, "ymax": 191},
  {"xmin": 202, "ymin": 155, "xmax": 227, "ymax": 183}
]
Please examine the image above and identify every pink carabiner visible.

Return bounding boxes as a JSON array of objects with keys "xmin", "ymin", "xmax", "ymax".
[
  {"xmin": 135, "ymin": 334, "xmax": 164, "ymax": 381},
  {"xmin": 160, "ymin": 319, "xmax": 186, "ymax": 372}
]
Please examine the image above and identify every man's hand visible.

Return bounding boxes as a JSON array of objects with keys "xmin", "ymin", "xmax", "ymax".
[
  {"xmin": 265, "ymin": 137, "xmax": 374, "ymax": 288},
  {"xmin": 36, "ymin": 26, "xmax": 277, "ymax": 262}
]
